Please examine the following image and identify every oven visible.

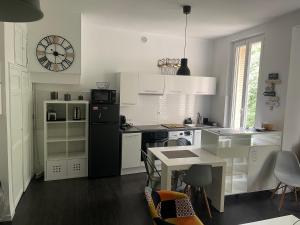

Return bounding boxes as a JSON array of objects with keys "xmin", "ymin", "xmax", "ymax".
[{"xmin": 91, "ymin": 89, "xmax": 116, "ymax": 104}]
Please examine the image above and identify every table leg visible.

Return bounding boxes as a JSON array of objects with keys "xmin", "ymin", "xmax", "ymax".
[
  {"xmin": 207, "ymin": 165, "xmax": 225, "ymax": 212},
  {"xmin": 161, "ymin": 163, "xmax": 172, "ymax": 190},
  {"xmin": 147, "ymin": 150, "xmax": 155, "ymax": 175}
]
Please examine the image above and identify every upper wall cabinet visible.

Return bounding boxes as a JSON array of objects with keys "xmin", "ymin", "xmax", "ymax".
[
  {"xmin": 189, "ymin": 76, "xmax": 216, "ymax": 95},
  {"xmin": 14, "ymin": 24, "xmax": 27, "ymax": 68},
  {"xmin": 119, "ymin": 73, "xmax": 139, "ymax": 106},
  {"xmin": 138, "ymin": 74, "xmax": 164, "ymax": 95},
  {"xmin": 164, "ymin": 75, "xmax": 189, "ymax": 94}
]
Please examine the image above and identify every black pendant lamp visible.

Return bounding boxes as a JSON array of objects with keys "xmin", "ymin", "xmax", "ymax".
[
  {"xmin": 0, "ymin": 0, "xmax": 44, "ymax": 22},
  {"xmin": 177, "ymin": 5, "xmax": 191, "ymax": 76}
]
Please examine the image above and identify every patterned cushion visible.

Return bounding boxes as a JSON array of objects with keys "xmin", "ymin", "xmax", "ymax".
[{"xmin": 157, "ymin": 198, "xmax": 195, "ymax": 219}]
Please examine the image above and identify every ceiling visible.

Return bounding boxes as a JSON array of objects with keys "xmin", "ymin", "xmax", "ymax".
[{"xmin": 43, "ymin": 0, "xmax": 300, "ymax": 39}]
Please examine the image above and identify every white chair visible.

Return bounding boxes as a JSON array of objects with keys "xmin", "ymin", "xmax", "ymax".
[{"xmin": 271, "ymin": 151, "xmax": 300, "ymax": 210}]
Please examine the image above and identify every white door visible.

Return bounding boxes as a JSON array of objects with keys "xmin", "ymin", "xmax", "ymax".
[
  {"xmin": 21, "ymin": 71, "xmax": 32, "ymax": 189},
  {"xmin": 9, "ymin": 65, "xmax": 23, "ymax": 206}
]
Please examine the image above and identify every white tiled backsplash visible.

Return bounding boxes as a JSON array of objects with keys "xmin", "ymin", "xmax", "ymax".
[{"xmin": 120, "ymin": 94, "xmax": 211, "ymax": 125}]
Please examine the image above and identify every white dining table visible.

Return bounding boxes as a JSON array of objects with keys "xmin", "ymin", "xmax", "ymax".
[
  {"xmin": 148, "ymin": 146, "xmax": 226, "ymax": 212},
  {"xmin": 240, "ymin": 215, "xmax": 299, "ymax": 225}
]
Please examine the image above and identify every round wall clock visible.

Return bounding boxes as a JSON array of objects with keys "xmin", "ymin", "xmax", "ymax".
[{"xmin": 36, "ymin": 35, "xmax": 74, "ymax": 72}]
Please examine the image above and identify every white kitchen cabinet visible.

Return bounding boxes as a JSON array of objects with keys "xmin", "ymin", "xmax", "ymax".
[
  {"xmin": 202, "ymin": 129, "xmax": 282, "ymax": 195},
  {"xmin": 138, "ymin": 74, "xmax": 164, "ymax": 95},
  {"xmin": 121, "ymin": 133, "xmax": 142, "ymax": 169},
  {"xmin": 164, "ymin": 75, "xmax": 189, "ymax": 94},
  {"xmin": 193, "ymin": 130, "xmax": 201, "ymax": 148},
  {"xmin": 247, "ymin": 146, "xmax": 279, "ymax": 192},
  {"xmin": 14, "ymin": 24, "xmax": 27, "ymax": 67},
  {"xmin": 119, "ymin": 73, "xmax": 139, "ymax": 106},
  {"xmin": 189, "ymin": 76, "xmax": 216, "ymax": 95}
]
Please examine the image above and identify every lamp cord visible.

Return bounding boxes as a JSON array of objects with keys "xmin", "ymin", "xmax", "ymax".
[{"xmin": 184, "ymin": 13, "xmax": 188, "ymax": 58}]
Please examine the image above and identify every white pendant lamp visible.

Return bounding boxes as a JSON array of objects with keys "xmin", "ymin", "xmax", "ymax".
[{"xmin": 0, "ymin": 0, "xmax": 43, "ymax": 22}]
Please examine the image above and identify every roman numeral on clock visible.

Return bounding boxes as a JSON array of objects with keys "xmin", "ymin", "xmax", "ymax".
[
  {"xmin": 65, "ymin": 45, "xmax": 72, "ymax": 51},
  {"xmin": 38, "ymin": 56, "xmax": 47, "ymax": 64},
  {"xmin": 64, "ymin": 58, "xmax": 72, "ymax": 66},
  {"xmin": 45, "ymin": 61, "xmax": 52, "ymax": 70}
]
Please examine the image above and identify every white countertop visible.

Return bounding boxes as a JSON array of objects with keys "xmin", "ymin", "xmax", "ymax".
[{"xmin": 204, "ymin": 128, "xmax": 281, "ymax": 137}]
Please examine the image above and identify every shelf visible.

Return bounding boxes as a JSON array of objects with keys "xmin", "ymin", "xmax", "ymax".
[
  {"xmin": 68, "ymin": 152, "xmax": 86, "ymax": 159},
  {"xmin": 68, "ymin": 136, "xmax": 86, "ymax": 141},
  {"xmin": 45, "ymin": 100, "xmax": 89, "ymax": 104},
  {"xmin": 47, "ymin": 138, "xmax": 67, "ymax": 143},
  {"xmin": 47, "ymin": 121, "xmax": 67, "ymax": 124},
  {"xmin": 265, "ymin": 80, "xmax": 281, "ymax": 84},
  {"xmin": 67, "ymin": 120, "xmax": 86, "ymax": 123},
  {"xmin": 48, "ymin": 152, "xmax": 67, "ymax": 160}
]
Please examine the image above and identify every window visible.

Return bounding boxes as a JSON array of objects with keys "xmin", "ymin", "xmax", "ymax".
[{"xmin": 230, "ymin": 36, "xmax": 263, "ymax": 129}]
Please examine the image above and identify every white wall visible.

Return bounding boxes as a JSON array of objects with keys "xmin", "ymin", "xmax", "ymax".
[
  {"xmin": 211, "ymin": 9, "xmax": 300, "ymax": 130},
  {"xmin": 27, "ymin": 0, "xmax": 81, "ymax": 83},
  {"xmin": 282, "ymin": 26, "xmax": 300, "ymax": 153},
  {"xmin": 81, "ymin": 18, "xmax": 214, "ymax": 124},
  {"xmin": 81, "ymin": 19, "xmax": 213, "ymax": 90}
]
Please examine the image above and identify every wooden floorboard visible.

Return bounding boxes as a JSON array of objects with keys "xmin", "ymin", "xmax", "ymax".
[{"xmin": 3, "ymin": 173, "xmax": 300, "ymax": 225}]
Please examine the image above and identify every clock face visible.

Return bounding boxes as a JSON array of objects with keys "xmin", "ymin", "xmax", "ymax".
[{"xmin": 36, "ymin": 35, "xmax": 74, "ymax": 72}]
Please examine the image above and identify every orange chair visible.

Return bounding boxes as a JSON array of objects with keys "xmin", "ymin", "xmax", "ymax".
[{"xmin": 145, "ymin": 187, "xmax": 204, "ymax": 225}]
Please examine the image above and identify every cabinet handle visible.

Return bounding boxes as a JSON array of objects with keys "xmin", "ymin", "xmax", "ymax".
[
  {"xmin": 124, "ymin": 133, "xmax": 140, "ymax": 137},
  {"xmin": 171, "ymin": 90, "xmax": 181, "ymax": 94}
]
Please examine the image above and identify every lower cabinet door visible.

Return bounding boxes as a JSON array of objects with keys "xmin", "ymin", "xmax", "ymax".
[
  {"xmin": 247, "ymin": 146, "xmax": 279, "ymax": 192},
  {"xmin": 46, "ymin": 160, "xmax": 67, "ymax": 181},
  {"xmin": 122, "ymin": 133, "xmax": 142, "ymax": 169},
  {"xmin": 67, "ymin": 158, "xmax": 87, "ymax": 178}
]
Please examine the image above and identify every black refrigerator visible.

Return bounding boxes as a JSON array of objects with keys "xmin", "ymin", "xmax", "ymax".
[{"xmin": 89, "ymin": 104, "xmax": 120, "ymax": 178}]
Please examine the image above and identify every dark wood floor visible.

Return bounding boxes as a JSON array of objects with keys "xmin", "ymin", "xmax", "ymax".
[{"xmin": 2, "ymin": 173, "xmax": 300, "ymax": 225}]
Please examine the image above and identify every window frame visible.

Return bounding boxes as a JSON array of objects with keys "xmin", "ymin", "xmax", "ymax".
[{"xmin": 229, "ymin": 35, "xmax": 265, "ymax": 129}]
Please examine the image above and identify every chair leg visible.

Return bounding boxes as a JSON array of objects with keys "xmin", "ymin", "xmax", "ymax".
[
  {"xmin": 271, "ymin": 182, "xmax": 282, "ymax": 199},
  {"xmin": 279, "ymin": 185, "xmax": 287, "ymax": 211},
  {"xmin": 202, "ymin": 187, "xmax": 212, "ymax": 218},
  {"xmin": 294, "ymin": 188, "xmax": 298, "ymax": 203}
]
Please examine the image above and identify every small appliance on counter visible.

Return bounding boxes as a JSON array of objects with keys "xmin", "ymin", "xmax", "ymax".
[
  {"xmin": 91, "ymin": 89, "xmax": 116, "ymax": 104},
  {"xmin": 120, "ymin": 115, "xmax": 132, "ymax": 130},
  {"xmin": 184, "ymin": 117, "xmax": 193, "ymax": 125}
]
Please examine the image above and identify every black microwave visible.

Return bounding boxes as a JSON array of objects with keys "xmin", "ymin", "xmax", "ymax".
[{"xmin": 91, "ymin": 89, "xmax": 117, "ymax": 104}]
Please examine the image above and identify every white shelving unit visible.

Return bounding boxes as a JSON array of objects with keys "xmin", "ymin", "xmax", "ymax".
[{"xmin": 44, "ymin": 100, "xmax": 89, "ymax": 181}]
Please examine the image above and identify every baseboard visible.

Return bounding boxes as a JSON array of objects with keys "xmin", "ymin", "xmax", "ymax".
[{"xmin": 0, "ymin": 214, "xmax": 12, "ymax": 222}]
